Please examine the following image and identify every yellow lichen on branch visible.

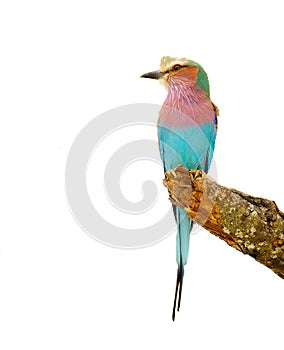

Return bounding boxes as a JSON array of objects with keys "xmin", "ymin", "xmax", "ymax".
[{"xmin": 163, "ymin": 165, "xmax": 284, "ymax": 279}]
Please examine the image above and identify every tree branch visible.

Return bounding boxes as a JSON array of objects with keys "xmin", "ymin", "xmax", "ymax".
[{"xmin": 163, "ymin": 165, "xmax": 284, "ymax": 279}]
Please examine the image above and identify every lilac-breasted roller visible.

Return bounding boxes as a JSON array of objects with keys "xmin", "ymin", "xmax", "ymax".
[{"xmin": 141, "ymin": 56, "xmax": 218, "ymax": 320}]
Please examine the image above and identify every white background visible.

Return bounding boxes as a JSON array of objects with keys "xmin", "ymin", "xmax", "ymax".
[{"xmin": 1, "ymin": 1, "xmax": 284, "ymax": 349}]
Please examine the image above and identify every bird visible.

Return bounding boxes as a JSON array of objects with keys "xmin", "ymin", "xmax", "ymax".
[{"xmin": 141, "ymin": 56, "xmax": 218, "ymax": 321}]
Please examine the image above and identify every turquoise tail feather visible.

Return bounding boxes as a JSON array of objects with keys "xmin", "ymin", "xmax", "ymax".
[{"xmin": 172, "ymin": 205, "xmax": 193, "ymax": 321}]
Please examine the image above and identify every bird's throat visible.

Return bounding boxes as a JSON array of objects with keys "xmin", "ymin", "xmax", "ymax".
[{"xmin": 159, "ymin": 85, "xmax": 215, "ymax": 128}]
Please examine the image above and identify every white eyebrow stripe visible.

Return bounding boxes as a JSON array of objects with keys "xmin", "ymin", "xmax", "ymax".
[{"xmin": 160, "ymin": 57, "xmax": 189, "ymax": 72}]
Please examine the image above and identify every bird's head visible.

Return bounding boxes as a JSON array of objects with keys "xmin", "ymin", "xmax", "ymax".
[{"xmin": 141, "ymin": 56, "xmax": 210, "ymax": 98}]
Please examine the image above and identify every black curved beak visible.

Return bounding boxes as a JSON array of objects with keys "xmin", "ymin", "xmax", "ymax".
[{"xmin": 140, "ymin": 70, "xmax": 164, "ymax": 80}]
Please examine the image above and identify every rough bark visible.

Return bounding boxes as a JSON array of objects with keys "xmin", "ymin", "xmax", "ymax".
[{"xmin": 163, "ymin": 165, "xmax": 284, "ymax": 279}]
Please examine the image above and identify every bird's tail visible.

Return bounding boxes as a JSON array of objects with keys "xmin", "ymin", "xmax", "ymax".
[{"xmin": 172, "ymin": 205, "xmax": 193, "ymax": 321}]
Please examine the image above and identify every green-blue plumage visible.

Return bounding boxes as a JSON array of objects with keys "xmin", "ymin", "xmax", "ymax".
[{"xmin": 158, "ymin": 123, "xmax": 216, "ymax": 265}]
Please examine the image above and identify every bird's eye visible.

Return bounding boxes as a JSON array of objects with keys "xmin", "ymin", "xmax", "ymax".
[{"xmin": 173, "ymin": 65, "xmax": 181, "ymax": 71}]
